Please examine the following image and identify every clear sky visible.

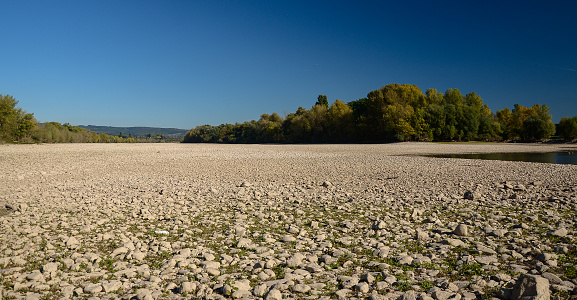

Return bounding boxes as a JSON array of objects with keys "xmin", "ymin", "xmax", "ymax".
[{"xmin": 2, "ymin": 0, "xmax": 576, "ymax": 129}]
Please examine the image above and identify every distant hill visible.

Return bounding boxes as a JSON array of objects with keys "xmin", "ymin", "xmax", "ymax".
[{"xmin": 78, "ymin": 125, "xmax": 189, "ymax": 138}]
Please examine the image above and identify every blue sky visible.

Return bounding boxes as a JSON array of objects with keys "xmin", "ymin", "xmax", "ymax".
[{"xmin": 1, "ymin": 1, "xmax": 576, "ymax": 129}]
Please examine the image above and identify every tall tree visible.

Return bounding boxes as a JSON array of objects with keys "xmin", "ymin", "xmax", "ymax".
[
  {"xmin": 557, "ymin": 116, "xmax": 577, "ymax": 140},
  {"xmin": 0, "ymin": 94, "xmax": 37, "ymax": 141},
  {"xmin": 316, "ymin": 95, "xmax": 328, "ymax": 107}
]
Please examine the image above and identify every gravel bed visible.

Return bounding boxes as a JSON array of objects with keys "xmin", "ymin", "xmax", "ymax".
[{"xmin": 1, "ymin": 142, "xmax": 576, "ymax": 300}]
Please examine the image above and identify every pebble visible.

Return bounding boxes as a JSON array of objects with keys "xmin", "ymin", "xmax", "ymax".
[{"xmin": 0, "ymin": 143, "xmax": 575, "ymax": 300}]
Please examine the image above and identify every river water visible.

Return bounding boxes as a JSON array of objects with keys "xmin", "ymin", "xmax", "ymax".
[{"xmin": 429, "ymin": 151, "xmax": 577, "ymax": 165}]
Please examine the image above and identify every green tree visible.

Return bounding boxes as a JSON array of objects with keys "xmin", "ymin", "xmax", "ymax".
[
  {"xmin": 557, "ymin": 116, "xmax": 577, "ymax": 140},
  {"xmin": 0, "ymin": 94, "xmax": 37, "ymax": 141},
  {"xmin": 327, "ymin": 99, "xmax": 354, "ymax": 142},
  {"xmin": 497, "ymin": 104, "xmax": 555, "ymax": 141},
  {"xmin": 316, "ymin": 95, "xmax": 328, "ymax": 107}
]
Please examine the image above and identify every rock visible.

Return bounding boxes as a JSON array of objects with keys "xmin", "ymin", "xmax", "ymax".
[
  {"xmin": 291, "ymin": 283, "xmax": 311, "ymax": 293},
  {"xmin": 398, "ymin": 255, "xmax": 413, "ymax": 265},
  {"xmin": 463, "ymin": 191, "xmax": 479, "ymax": 200},
  {"xmin": 232, "ymin": 290, "xmax": 252, "ymax": 298},
  {"xmin": 432, "ymin": 289, "xmax": 453, "ymax": 300},
  {"xmin": 253, "ymin": 283, "xmax": 268, "ymax": 297},
  {"xmin": 476, "ymin": 244, "xmax": 497, "ymax": 254},
  {"xmin": 401, "ymin": 290, "xmax": 419, "ymax": 300},
  {"xmin": 416, "ymin": 229, "xmax": 429, "ymax": 240},
  {"xmin": 549, "ymin": 228, "xmax": 568, "ymax": 237},
  {"xmin": 286, "ymin": 253, "xmax": 306, "ymax": 267},
  {"xmin": 335, "ymin": 289, "xmax": 352, "ymax": 299},
  {"xmin": 280, "ymin": 235, "xmax": 296, "ymax": 242},
  {"xmin": 111, "ymin": 246, "xmax": 129, "ymax": 257},
  {"xmin": 83, "ymin": 283, "xmax": 103, "ymax": 294},
  {"xmin": 535, "ymin": 253, "xmax": 553, "ymax": 262},
  {"xmin": 445, "ymin": 238, "xmax": 467, "ymax": 247},
  {"xmin": 354, "ymin": 282, "xmax": 370, "ymax": 293},
  {"xmin": 237, "ymin": 238, "xmax": 252, "ymax": 248},
  {"xmin": 541, "ymin": 272, "xmax": 561, "ymax": 284},
  {"xmin": 65, "ymin": 236, "xmax": 80, "ymax": 249},
  {"xmin": 180, "ymin": 281, "xmax": 197, "ymax": 293},
  {"xmin": 232, "ymin": 279, "xmax": 251, "ymax": 291},
  {"xmin": 454, "ymin": 224, "xmax": 468, "ymax": 236},
  {"xmin": 340, "ymin": 276, "xmax": 359, "ymax": 289},
  {"xmin": 102, "ymin": 280, "xmax": 122, "ymax": 293},
  {"xmin": 26, "ymin": 272, "xmax": 45, "ymax": 282},
  {"xmin": 511, "ymin": 274, "xmax": 550, "ymax": 300},
  {"xmin": 42, "ymin": 262, "xmax": 59, "ymax": 274},
  {"xmin": 372, "ymin": 220, "xmax": 387, "ymax": 230},
  {"xmin": 475, "ymin": 256, "xmax": 498, "ymax": 264},
  {"xmin": 264, "ymin": 288, "xmax": 282, "ymax": 300},
  {"xmin": 321, "ymin": 181, "xmax": 333, "ymax": 187},
  {"xmin": 135, "ymin": 288, "xmax": 154, "ymax": 300}
]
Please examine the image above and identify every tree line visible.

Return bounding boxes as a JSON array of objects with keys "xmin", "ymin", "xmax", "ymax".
[
  {"xmin": 0, "ymin": 94, "xmax": 171, "ymax": 143},
  {"xmin": 183, "ymin": 83, "xmax": 577, "ymax": 143}
]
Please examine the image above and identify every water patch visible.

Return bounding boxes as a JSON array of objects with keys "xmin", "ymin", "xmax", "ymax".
[{"xmin": 428, "ymin": 151, "xmax": 577, "ymax": 165}]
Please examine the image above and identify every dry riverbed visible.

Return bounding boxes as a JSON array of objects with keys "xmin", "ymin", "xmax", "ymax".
[{"xmin": 1, "ymin": 142, "xmax": 576, "ymax": 300}]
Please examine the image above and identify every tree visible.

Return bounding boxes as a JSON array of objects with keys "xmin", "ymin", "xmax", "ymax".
[
  {"xmin": 327, "ymin": 99, "xmax": 354, "ymax": 142},
  {"xmin": 497, "ymin": 104, "xmax": 555, "ymax": 141},
  {"xmin": 15, "ymin": 111, "xmax": 37, "ymax": 139},
  {"xmin": 0, "ymin": 94, "xmax": 37, "ymax": 141},
  {"xmin": 557, "ymin": 116, "xmax": 577, "ymax": 140},
  {"xmin": 316, "ymin": 95, "xmax": 328, "ymax": 107},
  {"xmin": 521, "ymin": 115, "xmax": 553, "ymax": 141}
]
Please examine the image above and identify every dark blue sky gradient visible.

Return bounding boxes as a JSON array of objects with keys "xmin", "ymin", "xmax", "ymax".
[{"xmin": 1, "ymin": 1, "xmax": 576, "ymax": 128}]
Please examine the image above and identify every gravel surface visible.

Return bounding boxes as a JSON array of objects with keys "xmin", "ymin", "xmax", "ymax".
[{"xmin": 1, "ymin": 142, "xmax": 576, "ymax": 300}]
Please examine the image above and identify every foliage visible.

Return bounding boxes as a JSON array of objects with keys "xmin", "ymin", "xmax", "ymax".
[
  {"xmin": 496, "ymin": 104, "xmax": 555, "ymax": 141},
  {"xmin": 557, "ymin": 116, "xmax": 577, "ymax": 140},
  {"xmin": 0, "ymin": 94, "xmax": 37, "ymax": 141},
  {"xmin": 183, "ymin": 85, "xmax": 520, "ymax": 144},
  {"xmin": 2, "ymin": 87, "xmax": 568, "ymax": 145}
]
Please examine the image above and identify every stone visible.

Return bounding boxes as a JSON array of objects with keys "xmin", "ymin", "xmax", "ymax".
[
  {"xmin": 286, "ymin": 253, "xmax": 306, "ymax": 267},
  {"xmin": 237, "ymin": 238, "xmax": 252, "ymax": 248},
  {"xmin": 25, "ymin": 273, "xmax": 45, "ymax": 284},
  {"xmin": 280, "ymin": 235, "xmax": 296, "ymax": 242},
  {"xmin": 42, "ymin": 262, "xmax": 59, "ymax": 274},
  {"xmin": 400, "ymin": 290, "xmax": 419, "ymax": 300},
  {"xmin": 111, "ymin": 246, "xmax": 129, "ymax": 257},
  {"xmin": 549, "ymin": 228, "xmax": 568, "ymax": 237},
  {"xmin": 232, "ymin": 279, "xmax": 251, "ymax": 291},
  {"xmin": 432, "ymin": 289, "xmax": 453, "ymax": 300},
  {"xmin": 335, "ymin": 289, "xmax": 352, "ymax": 300},
  {"xmin": 180, "ymin": 281, "xmax": 196, "ymax": 293},
  {"xmin": 535, "ymin": 253, "xmax": 553, "ymax": 262},
  {"xmin": 541, "ymin": 272, "xmax": 561, "ymax": 284},
  {"xmin": 416, "ymin": 229, "xmax": 429, "ymax": 240},
  {"xmin": 354, "ymin": 282, "xmax": 370, "ymax": 293},
  {"xmin": 398, "ymin": 255, "xmax": 413, "ymax": 265},
  {"xmin": 475, "ymin": 256, "xmax": 498, "ymax": 264},
  {"xmin": 264, "ymin": 288, "xmax": 282, "ymax": 300},
  {"xmin": 463, "ymin": 191, "xmax": 479, "ymax": 200},
  {"xmin": 511, "ymin": 274, "xmax": 550, "ymax": 300},
  {"xmin": 84, "ymin": 283, "xmax": 103, "ymax": 294},
  {"xmin": 445, "ymin": 238, "xmax": 467, "ymax": 247},
  {"xmin": 102, "ymin": 280, "xmax": 122, "ymax": 293},
  {"xmin": 292, "ymin": 283, "xmax": 311, "ymax": 293},
  {"xmin": 372, "ymin": 220, "xmax": 387, "ymax": 230},
  {"xmin": 454, "ymin": 224, "xmax": 468, "ymax": 236},
  {"xmin": 321, "ymin": 181, "xmax": 333, "ymax": 187},
  {"xmin": 135, "ymin": 288, "xmax": 154, "ymax": 300},
  {"xmin": 253, "ymin": 283, "xmax": 268, "ymax": 297},
  {"xmin": 65, "ymin": 236, "xmax": 80, "ymax": 249},
  {"xmin": 232, "ymin": 290, "xmax": 252, "ymax": 298}
]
